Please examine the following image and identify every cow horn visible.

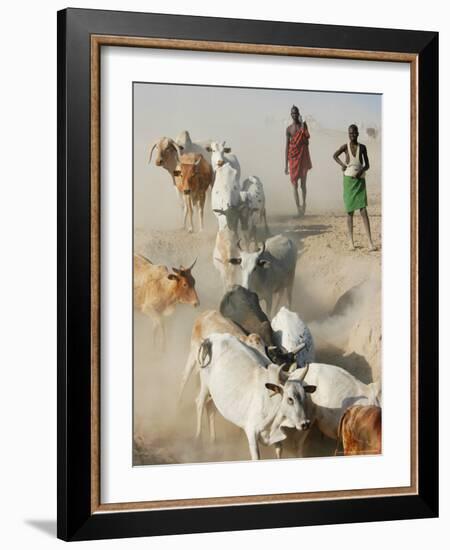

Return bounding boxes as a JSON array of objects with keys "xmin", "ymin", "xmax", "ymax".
[
  {"xmin": 148, "ymin": 140, "xmax": 160, "ymax": 164},
  {"xmin": 297, "ymin": 363, "xmax": 310, "ymax": 382},
  {"xmin": 168, "ymin": 138, "xmax": 182, "ymax": 159},
  {"xmin": 237, "ymin": 239, "xmax": 243, "ymax": 251},
  {"xmin": 292, "ymin": 342, "xmax": 306, "ymax": 355},
  {"xmin": 187, "ymin": 257, "xmax": 197, "ymax": 271},
  {"xmin": 194, "ymin": 155, "xmax": 202, "ymax": 166}
]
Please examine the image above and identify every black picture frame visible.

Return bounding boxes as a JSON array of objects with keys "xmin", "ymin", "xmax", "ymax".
[{"xmin": 57, "ymin": 7, "xmax": 438, "ymax": 541}]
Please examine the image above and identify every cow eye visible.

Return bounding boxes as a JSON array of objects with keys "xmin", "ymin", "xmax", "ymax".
[{"xmin": 287, "ymin": 397, "xmax": 294, "ymax": 405}]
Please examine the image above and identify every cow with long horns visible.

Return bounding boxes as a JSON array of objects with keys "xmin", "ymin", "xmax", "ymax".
[
  {"xmin": 148, "ymin": 136, "xmax": 182, "ymax": 187},
  {"xmin": 134, "ymin": 254, "xmax": 199, "ymax": 347}
]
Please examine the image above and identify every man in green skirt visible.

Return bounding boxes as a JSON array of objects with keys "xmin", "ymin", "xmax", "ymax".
[{"xmin": 333, "ymin": 124, "xmax": 377, "ymax": 251}]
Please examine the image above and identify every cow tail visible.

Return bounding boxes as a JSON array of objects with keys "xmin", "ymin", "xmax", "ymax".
[
  {"xmin": 198, "ymin": 338, "xmax": 212, "ymax": 368},
  {"xmin": 335, "ymin": 412, "xmax": 346, "ymax": 456}
]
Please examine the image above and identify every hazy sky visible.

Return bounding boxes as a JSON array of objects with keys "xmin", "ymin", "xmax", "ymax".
[{"xmin": 134, "ymin": 83, "xmax": 381, "ymax": 230}]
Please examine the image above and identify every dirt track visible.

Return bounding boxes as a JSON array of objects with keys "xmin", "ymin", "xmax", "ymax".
[{"xmin": 133, "ymin": 199, "xmax": 382, "ymax": 466}]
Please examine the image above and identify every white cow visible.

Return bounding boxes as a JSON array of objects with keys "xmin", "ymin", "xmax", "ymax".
[
  {"xmin": 239, "ymin": 176, "xmax": 269, "ymax": 240},
  {"xmin": 197, "ymin": 333, "xmax": 317, "ymax": 460},
  {"xmin": 179, "ymin": 310, "xmax": 267, "ymax": 405},
  {"xmin": 289, "ymin": 363, "xmax": 381, "ymax": 455},
  {"xmin": 207, "ymin": 141, "xmax": 241, "ymax": 181},
  {"xmin": 211, "ymin": 163, "xmax": 242, "ymax": 233},
  {"xmin": 270, "ymin": 307, "xmax": 315, "ymax": 368}
]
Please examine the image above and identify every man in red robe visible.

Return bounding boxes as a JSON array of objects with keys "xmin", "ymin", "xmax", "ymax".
[{"xmin": 285, "ymin": 105, "xmax": 312, "ymax": 216}]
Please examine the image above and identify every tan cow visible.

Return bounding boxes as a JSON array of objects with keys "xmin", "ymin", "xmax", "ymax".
[
  {"xmin": 173, "ymin": 153, "xmax": 213, "ymax": 233},
  {"xmin": 134, "ymin": 254, "xmax": 199, "ymax": 347},
  {"xmin": 336, "ymin": 405, "xmax": 382, "ymax": 456}
]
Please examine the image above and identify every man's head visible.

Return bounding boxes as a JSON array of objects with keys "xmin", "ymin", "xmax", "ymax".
[
  {"xmin": 348, "ymin": 124, "xmax": 359, "ymax": 143},
  {"xmin": 291, "ymin": 105, "xmax": 300, "ymax": 123}
]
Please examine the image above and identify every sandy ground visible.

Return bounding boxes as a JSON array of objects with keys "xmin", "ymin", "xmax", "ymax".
[{"xmin": 133, "ymin": 191, "xmax": 382, "ymax": 466}]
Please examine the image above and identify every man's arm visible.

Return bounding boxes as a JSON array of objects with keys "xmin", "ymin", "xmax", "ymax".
[
  {"xmin": 333, "ymin": 144, "xmax": 347, "ymax": 171},
  {"xmin": 285, "ymin": 127, "xmax": 290, "ymax": 175},
  {"xmin": 356, "ymin": 144, "xmax": 370, "ymax": 178}
]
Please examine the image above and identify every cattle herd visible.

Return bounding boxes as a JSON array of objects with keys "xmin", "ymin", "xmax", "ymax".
[{"xmin": 135, "ymin": 130, "xmax": 382, "ymax": 462}]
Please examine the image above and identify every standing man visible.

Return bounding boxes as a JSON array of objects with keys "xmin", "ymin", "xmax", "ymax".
[
  {"xmin": 333, "ymin": 124, "xmax": 377, "ymax": 251},
  {"xmin": 285, "ymin": 105, "xmax": 312, "ymax": 216}
]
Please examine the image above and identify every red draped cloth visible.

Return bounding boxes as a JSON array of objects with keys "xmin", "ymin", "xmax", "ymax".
[{"xmin": 288, "ymin": 126, "xmax": 312, "ymax": 184}]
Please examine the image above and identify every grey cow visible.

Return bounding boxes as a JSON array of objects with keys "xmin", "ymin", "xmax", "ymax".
[{"xmin": 227, "ymin": 234, "xmax": 298, "ymax": 316}]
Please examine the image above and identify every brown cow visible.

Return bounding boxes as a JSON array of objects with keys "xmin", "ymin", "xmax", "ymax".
[
  {"xmin": 179, "ymin": 310, "xmax": 267, "ymax": 400},
  {"xmin": 134, "ymin": 254, "xmax": 199, "ymax": 347},
  {"xmin": 336, "ymin": 405, "xmax": 382, "ymax": 456},
  {"xmin": 173, "ymin": 153, "xmax": 213, "ymax": 233}
]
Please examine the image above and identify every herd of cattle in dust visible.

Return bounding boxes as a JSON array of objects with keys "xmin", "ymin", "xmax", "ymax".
[{"xmin": 134, "ymin": 130, "xmax": 382, "ymax": 462}]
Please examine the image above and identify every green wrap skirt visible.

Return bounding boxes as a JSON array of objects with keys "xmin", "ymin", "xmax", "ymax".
[{"xmin": 343, "ymin": 175, "xmax": 368, "ymax": 213}]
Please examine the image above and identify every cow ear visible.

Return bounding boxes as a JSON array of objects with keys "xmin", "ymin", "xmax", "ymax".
[
  {"xmin": 173, "ymin": 170, "xmax": 181, "ymax": 176},
  {"xmin": 257, "ymin": 259, "xmax": 271, "ymax": 268},
  {"xmin": 206, "ymin": 146, "xmax": 212, "ymax": 152},
  {"xmin": 228, "ymin": 257, "xmax": 242, "ymax": 265},
  {"xmin": 304, "ymin": 385, "xmax": 317, "ymax": 394},
  {"xmin": 167, "ymin": 274, "xmax": 179, "ymax": 281},
  {"xmin": 224, "ymin": 147, "xmax": 232, "ymax": 153},
  {"xmin": 265, "ymin": 383, "xmax": 284, "ymax": 397}
]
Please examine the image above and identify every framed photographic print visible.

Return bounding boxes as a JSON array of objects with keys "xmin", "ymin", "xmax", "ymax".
[{"xmin": 57, "ymin": 8, "xmax": 439, "ymax": 541}]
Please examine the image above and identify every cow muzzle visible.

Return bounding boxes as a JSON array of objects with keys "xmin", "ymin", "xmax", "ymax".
[
  {"xmin": 299, "ymin": 420, "xmax": 311, "ymax": 431},
  {"xmin": 217, "ymin": 160, "xmax": 225, "ymax": 167},
  {"xmin": 183, "ymin": 189, "xmax": 191, "ymax": 195}
]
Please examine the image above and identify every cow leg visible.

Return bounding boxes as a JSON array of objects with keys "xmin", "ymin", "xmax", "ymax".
[
  {"xmin": 296, "ymin": 427, "xmax": 311, "ymax": 457},
  {"xmin": 178, "ymin": 347, "xmax": 197, "ymax": 402},
  {"xmin": 205, "ymin": 398, "xmax": 216, "ymax": 442},
  {"xmin": 187, "ymin": 197, "xmax": 194, "ymax": 233},
  {"xmin": 286, "ymin": 274, "xmax": 295, "ymax": 309},
  {"xmin": 262, "ymin": 208, "xmax": 270, "ymax": 237},
  {"xmin": 195, "ymin": 383, "xmax": 209, "ymax": 439},
  {"xmin": 198, "ymin": 194, "xmax": 205, "ymax": 232},
  {"xmin": 174, "ymin": 185, "xmax": 184, "ymax": 227},
  {"xmin": 183, "ymin": 197, "xmax": 189, "ymax": 230},
  {"xmin": 245, "ymin": 429, "xmax": 261, "ymax": 460},
  {"xmin": 275, "ymin": 443, "xmax": 282, "ymax": 459}
]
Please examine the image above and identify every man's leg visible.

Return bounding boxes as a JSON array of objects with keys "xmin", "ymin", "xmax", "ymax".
[
  {"xmin": 347, "ymin": 211, "xmax": 355, "ymax": 250},
  {"xmin": 300, "ymin": 176, "xmax": 307, "ymax": 214},
  {"xmin": 360, "ymin": 208, "xmax": 377, "ymax": 251},
  {"xmin": 292, "ymin": 181, "xmax": 302, "ymax": 216}
]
